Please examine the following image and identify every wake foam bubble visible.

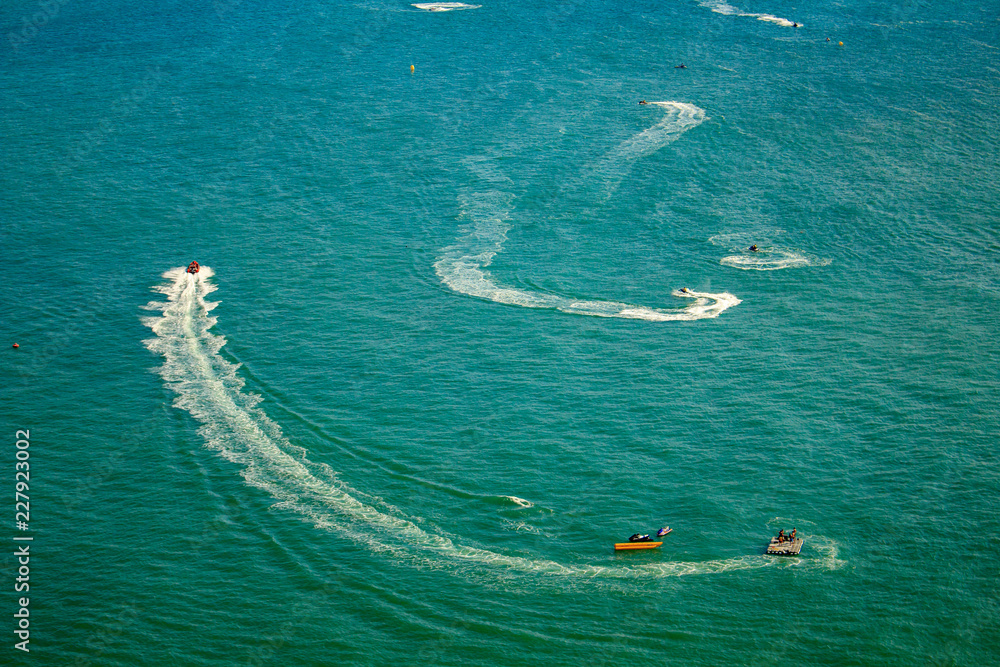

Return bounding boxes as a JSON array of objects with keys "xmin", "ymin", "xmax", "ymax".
[
  {"xmin": 502, "ymin": 496, "xmax": 535, "ymax": 508},
  {"xmin": 720, "ymin": 253, "xmax": 813, "ymax": 270},
  {"xmin": 711, "ymin": 232, "xmax": 831, "ymax": 271},
  {"xmin": 413, "ymin": 2, "xmax": 480, "ymax": 11},
  {"xmin": 141, "ymin": 269, "xmax": 840, "ymax": 579},
  {"xmin": 698, "ymin": 0, "xmax": 800, "ymax": 27},
  {"xmin": 502, "ymin": 520, "xmax": 548, "ymax": 535}
]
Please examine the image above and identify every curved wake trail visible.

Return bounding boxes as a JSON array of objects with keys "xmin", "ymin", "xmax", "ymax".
[
  {"xmin": 436, "ymin": 103, "xmax": 741, "ymax": 321},
  {"xmin": 720, "ymin": 253, "xmax": 811, "ymax": 270},
  {"xmin": 142, "ymin": 269, "xmax": 839, "ymax": 578},
  {"xmin": 710, "ymin": 232, "xmax": 831, "ymax": 271},
  {"xmin": 698, "ymin": 0, "xmax": 800, "ymax": 27},
  {"xmin": 585, "ymin": 102, "xmax": 707, "ymax": 201}
]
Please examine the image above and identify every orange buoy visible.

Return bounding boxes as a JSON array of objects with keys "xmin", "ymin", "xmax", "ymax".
[{"xmin": 12, "ymin": 343, "xmax": 19, "ymax": 349}]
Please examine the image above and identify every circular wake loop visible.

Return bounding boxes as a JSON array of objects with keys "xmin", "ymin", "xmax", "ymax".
[{"xmin": 710, "ymin": 233, "xmax": 832, "ymax": 271}]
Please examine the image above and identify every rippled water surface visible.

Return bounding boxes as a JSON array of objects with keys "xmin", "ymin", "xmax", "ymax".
[{"xmin": 2, "ymin": 0, "xmax": 998, "ymax": 664}]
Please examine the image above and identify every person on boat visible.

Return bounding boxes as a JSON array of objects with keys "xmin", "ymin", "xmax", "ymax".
[
  {"xmin": 790, "ymin": 528, "xmax": 796, "ymax": 541},
  {"xmin": 679, "ymin": 287, "xmax": 690, "ymax": 293},
  {"xmin": 629, "ymin": 533, "xmax": 652, "ymax": 542},
  {"xmin": 749, "ymin": 245, "xmax": 759, "ymax": 252},
  {"xmin": 639, "ymin": 100, "xmax": 648, "ymax": 105},
  {"xmin": 675, "ymin": 64, "xmax": 687, "ymax": 69},
  {"xmin": 187, "ymin": 261, "xmax": 200, "ymax": 274},
  {"xmin": 777, "ymin": 529, "xmax": 785, "ymax": 543}
]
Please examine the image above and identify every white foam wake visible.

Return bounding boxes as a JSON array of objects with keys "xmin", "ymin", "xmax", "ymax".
[
  {"xmin": 698, "ymin": 0, "xmax": 800, "ymax": 27},
  {"xmin": 710, "ymin": 232, "xmax": 831, "ymax": 271},
  {"xmin": 413, "ymin": 2, "xmax": 480, "ymax": 11},
  {"xmin": 140, "ymin": 269, "xmax": 835, "ymax": 579},
  {"xmin": 502, "ymin": 496, "xmax": 535, "ymax": 508},
  {"xmin": 435, "ymin": 104, "xmax": 739, "ymax": 321},
  {"xmin": 586, "ymin": 102, "xmax": 706, "ymax": 201},
  {"xmin": 434, "ymin": 193, "xmax": 739, "ymax": 320}
]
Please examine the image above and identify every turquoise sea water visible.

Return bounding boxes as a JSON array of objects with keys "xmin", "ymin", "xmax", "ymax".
[{"xmin": 2, "ymin": 0, "xmax": 999, "ymax": 664}]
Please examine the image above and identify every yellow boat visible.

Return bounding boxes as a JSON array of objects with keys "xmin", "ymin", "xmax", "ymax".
[{"xmin": 614, "ymin": 541, "xmax": 663, "ymax": 551}]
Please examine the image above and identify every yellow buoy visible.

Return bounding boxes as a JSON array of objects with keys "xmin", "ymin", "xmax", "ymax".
[
  {"xmin": 410, "ymin": 64, "xmax": 415, "ymax": 73},
  {"xmin": 838, "ymin": 41, "xmax": 843, "ymax": 46}
]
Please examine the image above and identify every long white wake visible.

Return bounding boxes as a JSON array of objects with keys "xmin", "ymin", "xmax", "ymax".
[
  {"xmin": 412, "ymin": 2, "xmax": 480, "ymax": 11},
  {"xmin": 698, "ymin": 0, "xmax": 801, "ymax": 27},
  {"xmin": 143, "ymin": 268, "xmax": 841, "ymax": 578},
  {"xmin": 585, "ymin": 102, "xmax": 707, "ymax": 201},
  {"xmin": 435, "ymin": 103, "xmax": 741, "ymax": 321}
]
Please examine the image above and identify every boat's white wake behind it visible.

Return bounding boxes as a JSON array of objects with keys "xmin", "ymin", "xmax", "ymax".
[
  {"xmin": 711, "ymin": 232, "xmax": 831, "ymax": 271},
  {"xmin": 413, "ymin": 2, "xmax": 480, "ymax": 11},
  {"xmin": 698, "ymin": 0, "xmax": 801, "ymax": 27},
  {"xmin": 435, "ymin": 103, "xmax": 739, "ymax": 322},
  {"xmin": 434, "ymin": 192, "xmax": 740, "ymax": 321},
  {"xmin": 585, "ymin": 102, "xmax": 706, "ymax": 201},
  {"xmin": 140, "ymin": 269, "xmax": 841, "ymax": 579}
]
